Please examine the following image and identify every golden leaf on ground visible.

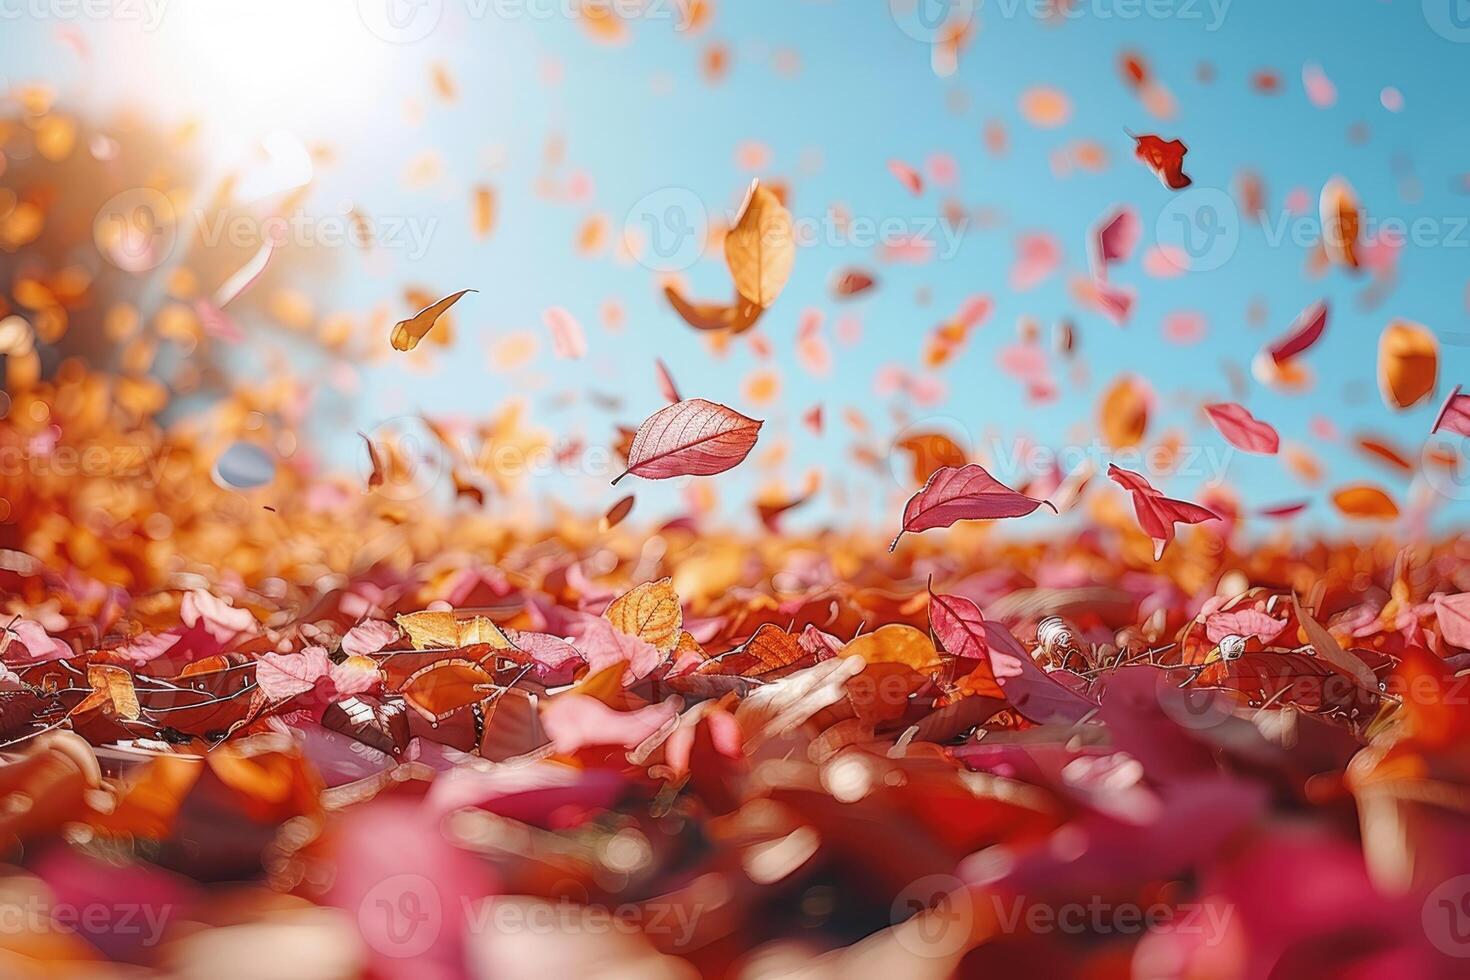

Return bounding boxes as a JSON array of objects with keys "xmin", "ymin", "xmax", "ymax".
[
  {"xmin": 842, "ymin": 624, "xmax": 944, "ymax": 674},
  {"xmin": 604, "ymin": 577, "xmax": 684, "ymax": 653}
]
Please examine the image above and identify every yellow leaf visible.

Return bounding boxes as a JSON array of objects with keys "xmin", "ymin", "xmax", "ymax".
[
  {"xmin": 395, "ymin": 611, "xmax": 512, "ymax": 650},
  {"xmin": 604, "ymin": 577, "xmax": 683, "ymax": 653},
  {"xmin": 842, "ymin": 624, "xmax": 943, "ymax": 674},
  {"xmin": 80, "ymin": 664, "xmax": 141, "ymax": 721},
  {"xmin": 389, "ymin": 289, "xmax": 476, "ymax": 352},
  {"xmin": 724, "ymin": 180, "xmax": 795, "ymax": 309}
]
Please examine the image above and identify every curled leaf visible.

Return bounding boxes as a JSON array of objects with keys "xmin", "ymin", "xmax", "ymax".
[
  {"xmin": 724, "ymin": 180, "xmax": 795, "ymax": 309},
  {"xmin": 389, "ymin": 288, "xmax": 476, "ymax": 352}
]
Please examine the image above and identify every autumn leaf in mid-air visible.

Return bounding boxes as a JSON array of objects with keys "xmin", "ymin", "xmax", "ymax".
[
  {"xmin": 1131, "ymin": 132, "xmax": 1192, "ymax": 189},
  {"xmin": 1107, "ymin": 464, "xmax": 1219, "ymax": 560},
  {"xmin": 615, "ymin": 398, "xmax": 762, "ymax": 483},
  {"xmin": 1205, "ymin": 402, "xmax": 1280, "ymax": 455},
  {"xmin": 724, "ymin": 179, "xmax": 796, "ymax": 309},
  {"xmin": 663, "ymin": 283, "xmax": 763, "ymax": 334},
  {"xmin": 1377, "ymin": 320, "xmax": 1438, "ymax": 410},
  {"xmin": 389, "ymin": 288, "xmax": 476, "ymax": 352},
  {"xmin": 1262, "ymin": 300, "xmax": 1329, "ymax": 367},
  {"xmin": 1319, "ymin": 176, "xmax": 1361, "ymax": 270},
  {"xmin": 892, "ymin": 463, "xmax": 1055, "ymax": 550}
]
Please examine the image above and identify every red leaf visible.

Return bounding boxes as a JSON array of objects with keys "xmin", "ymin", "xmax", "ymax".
[
  {"xmin": 614, "ymin": 398, "xmax": 762, "ymax": 484},
  {"xmin": 1265, "ymin": 300, "xmax": 1328, "ymax": 366},
  {"xmin": 1107, "ymin": 464, "xmax": 1220, "ymax": 560},
  {"xmin": 1205, "ymin": 401, "xmax": 1281, "ymax": 455},
  {"xmin": 1132, "ymin": 133, "xmax": 1192, "ymax": 189},
  {"xmin": 891, "ymin": 463, "xmax": 1056, "ymax": 550}
]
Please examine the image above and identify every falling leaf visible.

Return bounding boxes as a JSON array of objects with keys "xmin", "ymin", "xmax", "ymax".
[
  {"xmin": 1098, "ymin": 375, "xmax": 1151, "ymax": 448},
  {"xmin": 602, "ymin": 494, "xmax": 635, "ymax": 532},
  {"xmin": 1131, "ymin": 133, "xmax": 1192, "ymax": 189},
  {"xmin": 471, "ymin": 185, "xmax": 496, "ymax": 239},
  {"xmin": 724, "ymin": 180, "xmax": 796, "ymax": 309},
  {"xmin": 615, "ymin": 398, "xmax": 762, "ymax": 484},
  {"xmin": 389, "ymin": 289, "xmax": 476, "ymax": 352},
  {"xmin": 543, "ymin": 306, "xmax": 587, "ymax": 359},
  {"xmin": 1331, "ymin": 485, "xmax": 1400, "ymax": 520},
  {"xmin": 664, "ymin": 283, "xmax": 763, "ymax": 334},
  {"xmin": 1320, "ymin": 177, "xmax": 1361, "ymax": 270},
  {"xmin": 1377, "ymin": 320, "xmax": 1437, "ymax": 409},
  {"xmin": 654, "ymin": 359, "xmax": 682, "ymax": 403},
  {"xmin": 887, "ymin": 159, "xmax": 923, "ymax": 196},
  {"xmin": 1090, "ymin": 205, "xmax": 1141, "ymax": 276},
  {"xmin": 1264, "ymin": 300, "xmax": 1328, "ymax": 366},
  {"xmin": 1107, "ymin": 465, "xmax": 1220, "ymax": 560},
  {"xmin": 1204, "ymin": 402, "xmax": 1280, "ymax": 455},
  {"xmin": 892, "ymin": 463, "xmax": 1056, "ymax": 550}
]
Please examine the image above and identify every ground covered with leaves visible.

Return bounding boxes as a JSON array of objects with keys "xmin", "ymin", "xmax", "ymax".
[{"xmin": 3, "ymin": 365, "xmax": 1470, "ymax": 978}]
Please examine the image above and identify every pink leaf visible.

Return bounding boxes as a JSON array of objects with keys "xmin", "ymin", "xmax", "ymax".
[
  {"xmin": 1205, "ymin": 609, "xmax": 1289, "ymax": 644},
  {"xmin": 887, "ymin": 159, "xmax": 924, "ymax": 196},
  {"xmin": 892, "ymin": 463, "xmax": 1056, "ymax": 550},
  {"xmin": 1011, "ymin": 232, "xmax": 1061, "ymax": 291},
  {"xmin": 2, "ymin": 620, "xmax": 72, "ymax": 666},
  {"xmin": 256, "ymin": 646, "xmax": 333, "ymax": 701},
  {"xmin": 1437, "ymin": 593, "xmax": 1470, "ymax": 650},
  {"xmin": 1432, "ymin": 384, "xmax": 1470, "ymax": 438},
  {"xmin": 341, "ymin": 620, "xmax": 399, "ymax": 658},
  {"xmin": 1107, "ymin": 464, "xmax": 1220, "ymax": 560},
  {"xmin": 109, "ymin": 632, "xmax": 181, "ymax": 667},
  {"xmin": 615, "ymin": 398, "xmax": 762, "ymax": 484},
  {"xmin": 1205, "ymin": 402, "xmax": 1281, "ymax": 455},
  {"xmin": 654, "ymin": 358, "xmax": 682, "ymax": 403},
  {"xmin": 180, "ymin": 590, "xmax": 257, "ymax": 645},
  {"xmin": 1090, "ymin": 205, "xmax": 1140, "ymax": 277},
  {"xmin": 542, "ymin": 306, "xmax": 587, "ymax": 360}
]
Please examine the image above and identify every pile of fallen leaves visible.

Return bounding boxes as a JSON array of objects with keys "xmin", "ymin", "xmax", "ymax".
[{"xmin": 4, "ymin": 363, "xmax": 1470, "ymax": 977}]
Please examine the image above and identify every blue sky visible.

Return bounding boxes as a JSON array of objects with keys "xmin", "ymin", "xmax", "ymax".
[{"xmin": 4, "ymin": 0, "xmax": 1469, "ymax": 534}]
